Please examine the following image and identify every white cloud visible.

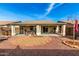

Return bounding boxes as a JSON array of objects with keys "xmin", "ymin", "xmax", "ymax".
[
  {"xmin": 45, "ymin": 3, "xmax": 64, "ymax": 16},
  {"xmin": 37, "ymin": 3, "xmax": 64, "ymax": 19},
  {"xmin": 36, "ymin": 3, "xmax": 55, "ymax": 19},
  {"xmin": 44, "ymin": 3, "xmax": 55, "ymax": 16}
]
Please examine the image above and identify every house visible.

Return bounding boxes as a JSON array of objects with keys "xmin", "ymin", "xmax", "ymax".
[{"xmin": 0, "ymin": 20, "xmax": 78, "ymax": 36}]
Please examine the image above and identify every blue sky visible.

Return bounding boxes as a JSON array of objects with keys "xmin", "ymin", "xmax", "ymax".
[{"xmin": 0, "ymin": 3, "xmax": 79, "ymax": 22}]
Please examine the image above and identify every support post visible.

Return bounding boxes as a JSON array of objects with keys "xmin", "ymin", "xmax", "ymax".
[
  {"xmin": 62, "ymin": 25, "xmax": 66, "ymax": 36},
  {"xmin": 36, "ymin": 25, "xmax": 41, "ymax": 36},
  {"xmin": 11, "ymin": 25, "xmax": 16, "ymax": 36},
  {"xmin": 56, "ymin": 25, "xmax": 59, "ymax": 34}
]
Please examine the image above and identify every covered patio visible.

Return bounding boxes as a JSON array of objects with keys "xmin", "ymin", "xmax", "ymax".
[
  {"xmin": 10, "ymin": 20, "xmax": 67, "ymax": 36},
  {"xmin": 0, "ymin": 20, "xmax": 67, "ymax": 37}
]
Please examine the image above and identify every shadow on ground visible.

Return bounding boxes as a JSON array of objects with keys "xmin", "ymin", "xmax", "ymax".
[{"xmin": 0, "ymin": 46, "xmax": 79, "ymax": 56}]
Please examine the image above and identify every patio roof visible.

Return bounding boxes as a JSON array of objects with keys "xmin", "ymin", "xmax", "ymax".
[
  {"xmin": 0, "ymin": 20, "xmax": 67, "ymax": 26},
  {"xmin": 0, "ymin": 21, "xmax": 21, "ymax": 26},
  {"xmin": 20, "ymin": 20, "xmax": 55, "ymax": 24},
  {"xmin": 58, "ymin": 20, "xmax": 79, "ymax": 24},
  {"xmin": 12, "ymin": 20, "xmax": 66, "ymax": 25}
]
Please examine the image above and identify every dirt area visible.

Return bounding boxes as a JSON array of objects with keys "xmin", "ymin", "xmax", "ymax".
[
  {"xmin": 0, "ymin": 36, "xmax": 78, "ymax": 56},
  {"xmin": 0, "ymin": 36, "xmax": 76, "ymax": 49}
]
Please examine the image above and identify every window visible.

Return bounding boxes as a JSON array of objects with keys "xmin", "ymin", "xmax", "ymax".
[
  {"xmin": 30, "ymin": 26, "xmax": 33, "ymax": 31},
  {"xmin": 43, "ymin": 27, "xmax": 48, "ymax": 33}
]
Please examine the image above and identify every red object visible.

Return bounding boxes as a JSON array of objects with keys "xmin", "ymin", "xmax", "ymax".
[{"xmin": 74, "ymin": 20, "xmax": 78, "ymax": 32}]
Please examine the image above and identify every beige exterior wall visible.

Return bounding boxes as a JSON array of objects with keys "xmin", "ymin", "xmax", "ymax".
[
  {"xmin": 20, "ymin": 26, "xmax": 36, "ymax": 35},
  {"xmin": 48, "ymin": 27, "xmax": 52, "ymax": 33},
  {"xmin": 21, "ymin": 26, "xmax": 35, "ymax": 31},
  {"xmin": 41, "ymin": 26, "xmax": 56, "ymax": 34},
  {"xmin": 48, "ymin": 26, "xmax": 56, "ymax": 33},
  {"xmin": 15, "ymin": 26, "xmax": 20, "ymax": 35},
  {"xmin": 0, "ymin": 26, "xmax": 11, "ymax": 36},
  {"xmin": 0, "ymin": 27, "xmax": 2, "ymax": 35}
]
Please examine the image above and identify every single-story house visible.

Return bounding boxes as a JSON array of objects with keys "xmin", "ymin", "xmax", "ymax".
[{"xmin": 0, "ymin": 20, "xmax": 78, "ymax": 36}]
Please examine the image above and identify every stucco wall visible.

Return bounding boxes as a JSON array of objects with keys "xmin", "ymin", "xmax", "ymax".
[{"xmin": 41, "ymin": 26, "xmax": 56, "ymax": 34}]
